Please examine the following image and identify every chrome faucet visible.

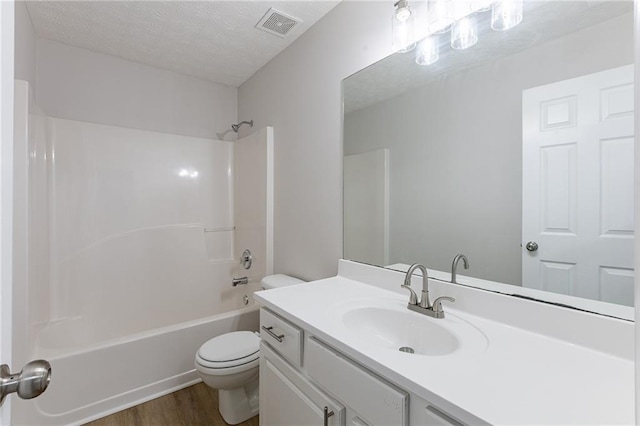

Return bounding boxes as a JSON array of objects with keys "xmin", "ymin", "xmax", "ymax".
[
  {"xmin": 400, "ymin": 263, "xmax": 455, "ymax": 319},
  {"xmin": 451, "ymin": 254, "xmax": 469, "ymax": 284},
  {"xmin": 403, "ymin": 263, "xmax": 431, "ymax": 308}
]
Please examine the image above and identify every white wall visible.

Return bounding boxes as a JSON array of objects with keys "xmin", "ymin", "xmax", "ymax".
[
  {"xmin": 14, "ymin": 1, "xmax": 35, "ymax": 90},
  {"xmin": 344, "ymin": 14, "xmax": 633, "ymax": 286},
  {"xmin": 36, "ymin": 39, "xmax": 237, "ymax": 140},
  {"xmin": 238, "ymin": 2, "xmax": 393, "ymax": 280}
]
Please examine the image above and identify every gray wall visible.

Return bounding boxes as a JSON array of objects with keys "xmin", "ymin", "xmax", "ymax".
[
  {"xmin": 344, "ymin": 13, "xmax": 633, "ymax": 285},
  {"xmin": 238, "ymin": 2, "xmax": 393, "ymax": 280},
  {"xmin": 36, "ymin": 39, "xmax": 237, "ymax": 139}
]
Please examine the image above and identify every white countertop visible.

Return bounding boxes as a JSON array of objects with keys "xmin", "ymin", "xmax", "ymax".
[{"xmin": 255, "ymin": 273, "xmax": 634, "ymax": 425}]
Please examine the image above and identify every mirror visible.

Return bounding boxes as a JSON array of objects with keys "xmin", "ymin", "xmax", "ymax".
[{"xmin": 343, "ymin": 0, "xmax": 634, "ymax": 315}]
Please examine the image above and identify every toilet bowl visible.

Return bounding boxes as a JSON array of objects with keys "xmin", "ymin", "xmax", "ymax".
[
  {"xmin": 195, "ymin": 331, "xmax": 260, "ymax": 424},
  {"xmin": 195, "ymin": 274, "xmax": 304, "ymax": 425}
]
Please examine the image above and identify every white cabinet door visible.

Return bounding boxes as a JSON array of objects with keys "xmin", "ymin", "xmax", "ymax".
[
  {"xmin": 260, "ymin": 343, "xmax": 343, "ymax": 426},
  {"xmin": 522, "ymin": 65, "xmax": 634, "ymax": 305},
  {"xmin": 305, "ymin": 337, "xmax": 408, "ymax": 426}
]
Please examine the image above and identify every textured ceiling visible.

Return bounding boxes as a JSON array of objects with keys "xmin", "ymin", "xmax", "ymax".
[
  {"xmin": 344, "ymin": 1, "xmax": 633, "ymax": 113},
  {"xmin": 26, "ymin": 0, "xmax": 341, "ymax": 87}
]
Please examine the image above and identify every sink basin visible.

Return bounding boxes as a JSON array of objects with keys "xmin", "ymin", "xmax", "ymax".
[
  {"xmin": 343, "ymin": 306, "xmax": 460, "ymax": 356},
  {"xmin": 333, "ymin": 297, "xmax": 489, "ymax": 357}
]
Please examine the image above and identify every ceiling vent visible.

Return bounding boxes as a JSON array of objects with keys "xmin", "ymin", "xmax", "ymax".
[{"xmin": 256, "ymin": 8, "xmax": 302, "ymax": 38}]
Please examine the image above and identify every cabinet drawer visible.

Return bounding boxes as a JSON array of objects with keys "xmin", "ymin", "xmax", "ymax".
[
  {"xmin": 305, "ymin": 337, "xmax": 408, "ymax": 426},
  {"xmin": 260, "ymin": 308, "xmax": 303, "ymax": 366}
]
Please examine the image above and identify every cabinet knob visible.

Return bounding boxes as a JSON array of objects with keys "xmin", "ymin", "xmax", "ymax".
[{"xmin": 323, "ymin": 406, "xmax": 334, "ymax": 426}]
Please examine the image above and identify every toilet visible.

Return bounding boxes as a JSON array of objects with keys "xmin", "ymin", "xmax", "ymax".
[{"xmin": 195, "ymin": 274, "xmax": 304, "ymax": 425}]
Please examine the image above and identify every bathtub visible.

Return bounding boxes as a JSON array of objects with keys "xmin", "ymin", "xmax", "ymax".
[{"xmin": 13, "ymin": 304, "xmax": 259, "ymax": 425}]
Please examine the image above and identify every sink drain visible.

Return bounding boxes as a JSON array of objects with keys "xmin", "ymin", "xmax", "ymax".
[{"xmin": 399, "ymin": 346, "xmax": 415, "ymax": 354}]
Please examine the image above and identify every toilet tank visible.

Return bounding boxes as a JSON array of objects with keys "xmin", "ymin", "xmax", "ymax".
[{"xmin": 261, "ymin": 274, "xmax": 305, "ymax": 290}]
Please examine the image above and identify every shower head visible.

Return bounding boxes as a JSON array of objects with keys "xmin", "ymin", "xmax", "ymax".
[{"xmin": 231, "ymin": 120, "xmax": 254, "ymax": 133}]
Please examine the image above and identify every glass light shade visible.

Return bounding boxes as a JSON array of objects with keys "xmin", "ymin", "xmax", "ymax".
[
  {"xmin": 451, "ymin": 16, "xmax": 478, "ymax": 50},
  {"xmin": 491, "ymin": 0, "xmax": 523, "ymax": 31},
  {"xmin": 416, "ymin": 36, "xmax": 439, "ymax": 65},
  {"xmin": 392, "ymin": 2, "xmax": 417, "ymax": 52},
  {"xmin": 427, "ymin": 0, "xmax": 455, "ymax": 34}
]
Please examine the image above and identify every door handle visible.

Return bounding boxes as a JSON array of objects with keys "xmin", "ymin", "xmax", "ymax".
[
  {"xmin": 525, "ymin": 241, "xmax": 539, "ymax": 252},
  {"xmin": 0, "ymin": 360, "xmax": 51, "ymax": 406}
]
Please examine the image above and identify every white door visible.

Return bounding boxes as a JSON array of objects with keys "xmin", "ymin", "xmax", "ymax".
[
  {"xmin": 522, "ymin": 65, "xmax": 634, "ymax": 306},
  {"xmin": 0, "ymin": 1, "xmax": 15, "ymax": 423}
]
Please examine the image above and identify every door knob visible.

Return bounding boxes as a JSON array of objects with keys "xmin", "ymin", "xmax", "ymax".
[
  {"xmin": 0, "ymin": 360, "xmax": 51, "ymax": 406},
  {"xmin": 525, "ymin": 241, "xmax": 539, "ymax": 252}
]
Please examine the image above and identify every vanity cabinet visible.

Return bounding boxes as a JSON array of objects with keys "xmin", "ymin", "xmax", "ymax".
[
  {"xmin": 260, "ymin": 342, "xmax": 344, "ymax": 426},
  {"xmin": 259, "ymin": 308, "xmax": 466, "ymax": 426}
]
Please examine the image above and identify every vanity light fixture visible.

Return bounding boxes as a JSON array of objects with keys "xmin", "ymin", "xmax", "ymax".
[
  {"xmin": 416, "ymin": 36, "xmax": 439, "ymax": 65},
  {"xmin": 427, "ymin": 0, "xmax": 455, "ymax": 34},
  {"xmin": 411, "ymin": 0, "xmax": 523, "ymax": 65},
  {"xmin": 392, "ymin": 0, "xmax": 417, "ymax": 52},
  {"xmin": 451, "ymin": 15, "xmax": 478, "ymax": 50},
  {"xmin": 491, "ymin": 0, "xmax": 524, "ymax": 31}
]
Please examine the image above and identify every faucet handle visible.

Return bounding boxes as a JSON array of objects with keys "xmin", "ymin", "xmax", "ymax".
[
  {"xmin": 432, "ymin": 296, "xmax": 455, "ymax": 314},
  {"xmin": 401, "ymin": 285, "xmax": 419, "ymax": 305}
]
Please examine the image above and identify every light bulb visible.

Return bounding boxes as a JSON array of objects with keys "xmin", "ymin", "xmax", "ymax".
[
  {"xmin": 393, "ymin": 0, "xmax": 416, "ymax": 52},
  {"xmin": 396, "ymin": 6, "xmax": 411, "ymax": 21},
  {"xmin": 416, "ymin": 36, "xmax": 439, "ymax": 65},
  {"xmin": 451, "ymin": 15, "xmax": 478, "ymax": 50},
  {"xmin": 491, "ymin": 0, "xmax": 523, "ymax": 31}
]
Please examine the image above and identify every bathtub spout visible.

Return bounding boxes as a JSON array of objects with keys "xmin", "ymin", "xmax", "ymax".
[{"xmin": 232, "ymin": 277, "xmax": 249, "ymax": 287}]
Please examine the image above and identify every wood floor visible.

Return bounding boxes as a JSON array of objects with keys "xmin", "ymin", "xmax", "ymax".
[{"xmin": 84, "ymin": 383, "xmax": 259, "ymax": 426}]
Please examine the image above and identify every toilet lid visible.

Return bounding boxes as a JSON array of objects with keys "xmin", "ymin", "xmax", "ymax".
[{"xmin": 198, "ymin": 331, "xmax": 260, "ymax": 363}]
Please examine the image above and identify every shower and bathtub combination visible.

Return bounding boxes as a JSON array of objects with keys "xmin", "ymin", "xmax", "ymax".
[{"xmin": 11, "ymin": 80, "xmax": 274, "ymax": 425}]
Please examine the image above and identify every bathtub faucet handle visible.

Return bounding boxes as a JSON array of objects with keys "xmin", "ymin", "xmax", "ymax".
[{"xmin": 232, "ymin": 277, "xmax": 249, "ymax": 287}]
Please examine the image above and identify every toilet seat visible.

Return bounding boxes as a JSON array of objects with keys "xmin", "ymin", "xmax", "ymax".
[{"xmin": 196, "ymin": 331, "xmax": 260, "ymax": 373}]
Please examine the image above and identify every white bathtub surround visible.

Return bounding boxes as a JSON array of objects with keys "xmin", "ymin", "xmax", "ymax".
[
  {"xmin": 11, "ymin": 83, "xmax": 276, "ymax": 425},
  {"xmin": 234, "ymin": 126, "xmax": 275, "ymax": 279},
  {"xmin": 47, "ymin": 118, "xmax": 242, "ymax": 343},
  {"xmin": 254, "ymin": 260, "xmax": 634, "ymax": 425}
]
